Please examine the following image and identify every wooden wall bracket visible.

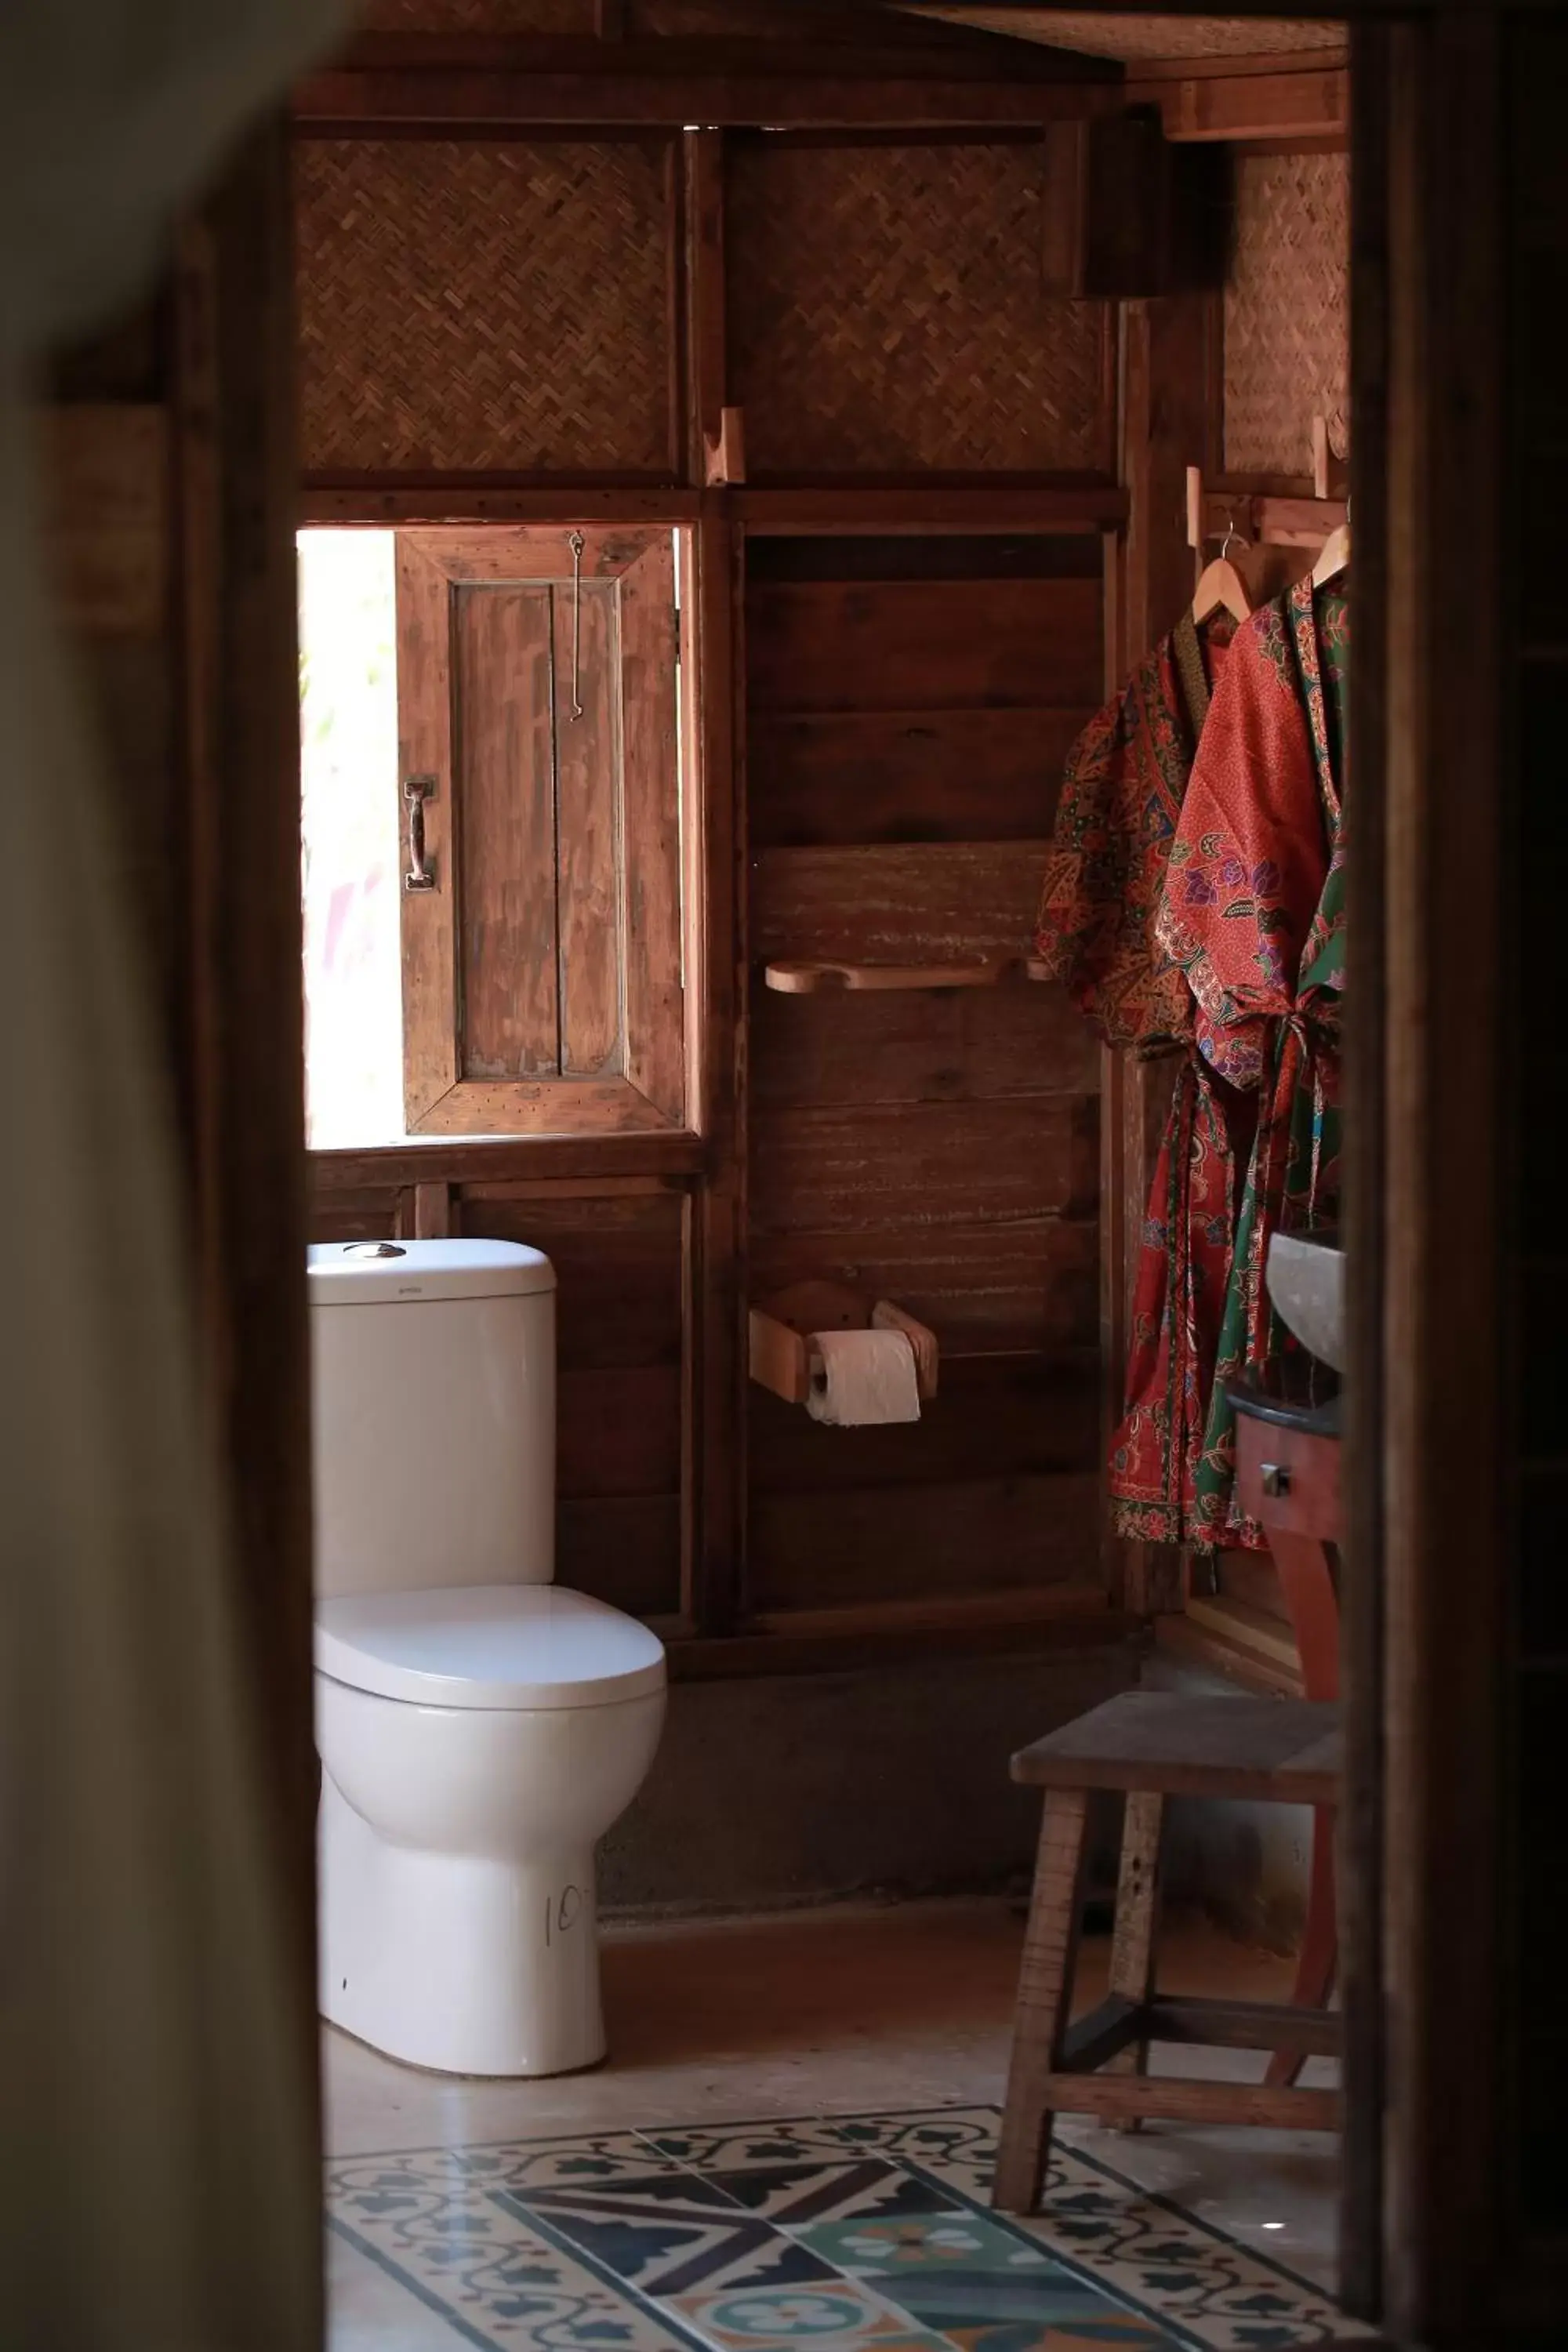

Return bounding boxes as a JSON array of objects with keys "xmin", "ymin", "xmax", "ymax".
[
  {"xmin": 764, "ymin": 954, "xmax": 1029, "ymax": 994},
  {"xmin": 704, "ymin": 404, "xmax": 746, "ymax": 487},
  {"xmin": 750, "ymin": 1280, "xmax": 939, "ymax": 1409},
  {"xmin": 1187, "ymin": 463, "xmax": 1347, "ymax": 555}
]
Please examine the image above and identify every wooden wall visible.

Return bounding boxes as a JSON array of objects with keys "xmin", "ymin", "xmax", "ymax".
[
  {"xmin": 296, "ymin": 6, "xmax": 1134, "ymax": 1677},
  {"xmin": 295, "ymin": 15, "xmax": 1351, "ymax": 1678},
  {"xmin": 744, "ymin": 535, "xmax": 1105, "ymax": 1624},
  {"xmin": 294, "ymin": 13, "xmax": 1351, "ymax": 1682}
]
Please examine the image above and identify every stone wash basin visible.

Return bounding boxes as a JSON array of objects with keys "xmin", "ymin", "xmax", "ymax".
[{"xmin": 1266, "ymin": 1229, "xmax": 1345, "ymax": 1373}]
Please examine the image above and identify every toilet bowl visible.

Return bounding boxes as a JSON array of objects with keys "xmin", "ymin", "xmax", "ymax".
[
  {"xmin": 316, "ymin": 1585, "xmax": 664, "ymax": 2075},
  {"xmin": 308, "ymin": 1240, "xmax": 667, "ymax": 2077}
]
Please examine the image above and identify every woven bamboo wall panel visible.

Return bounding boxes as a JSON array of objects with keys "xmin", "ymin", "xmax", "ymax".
[
  {"xmin": 296, "ymin": 140, "xmax": 675, "ymax": 474},
  {"xmin": 1224, "ymin": 151, "xmax": 1349, "ymax": 478},
  {"xmin": 727, "ymin": 141, "xmax": 1112, "ymax": 475},
  {"xmin": 361, "ymin": 0, "xmax": 594, "ymax": 28}
]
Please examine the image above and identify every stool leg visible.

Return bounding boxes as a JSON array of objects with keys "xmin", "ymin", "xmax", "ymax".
[
  {"xmin": 1107, "ymin": 1791, "xmax": 1164, "ymax": 2129},
  {"xmin": 1265, "ymin": 1806, "xmax": 1338, "ymax": 2089},
  {"xmin": 994, "ymin": 1788, "xmax": 1089, "ymax": 2216},
  {"xmin": 1261, "ymin": 1526, "xmax": 1339, "ymax": 2092}
]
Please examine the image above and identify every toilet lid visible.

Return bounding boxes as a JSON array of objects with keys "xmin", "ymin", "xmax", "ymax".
[{"xmin": 315, "ymin": 1585, "xmax": 667, "ymax": 1710}]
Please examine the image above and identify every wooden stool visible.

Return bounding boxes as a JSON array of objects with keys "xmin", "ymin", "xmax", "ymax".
[{"xmin": 993, "ymin": 1691, "xmax": 1342, "ymax": 2216}]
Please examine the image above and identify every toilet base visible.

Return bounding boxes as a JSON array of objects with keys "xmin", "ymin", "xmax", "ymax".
[{"xmin": 318, "ymin": 1774, "xmax": 606, "ymax": 2076}]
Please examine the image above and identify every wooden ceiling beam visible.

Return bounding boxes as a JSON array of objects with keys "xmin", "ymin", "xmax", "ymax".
[
  {"xmin": 328, "ymin": 29, "xmax": 1118, "ymax": 84},
  {"xmin": 1130, "ymin": 64, "xmax": 1348, "ymax": 142},
  {"xmin": 1129, "ymin": 45, "xmax": 1348, "ymax": 82},
  {"xmin": 293, "ymin": 68, "xmax": 1122, "ymax": 129}
]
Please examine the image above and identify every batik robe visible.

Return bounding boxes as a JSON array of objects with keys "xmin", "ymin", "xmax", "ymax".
[
  {"xmin": 1034, "ymin": 612, "xmax": 1245, "ymax": 1546},
  {"xmin": 1156, "ymin": 574, "xmax": 1349, "ymax": 1551}
]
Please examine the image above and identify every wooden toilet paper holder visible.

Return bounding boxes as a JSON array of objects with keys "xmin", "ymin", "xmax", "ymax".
[{"xmin": 748, "ymin": 1280, "xmax": 939, "ymax": 1409}]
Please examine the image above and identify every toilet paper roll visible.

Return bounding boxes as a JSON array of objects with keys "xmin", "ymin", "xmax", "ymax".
[{"xmin": 806, "ymin": 1326, "xmax": 922, "ymax": 1426}]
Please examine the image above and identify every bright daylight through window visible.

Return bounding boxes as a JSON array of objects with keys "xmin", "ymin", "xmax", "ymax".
[{"xmin": 298, "ymin": 529, "xmax": 403, "ymax": 1149}]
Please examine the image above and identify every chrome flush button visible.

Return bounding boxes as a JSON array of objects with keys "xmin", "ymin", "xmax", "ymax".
[{"xmin": 344, "ymin": 1243, "xmax": 407, "ymax": 1259}]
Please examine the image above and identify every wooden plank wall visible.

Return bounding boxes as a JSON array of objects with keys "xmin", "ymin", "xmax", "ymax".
[
  {"xmin": 297, "ymin": 15, "xmax": 1140, "ymax": 1673},
  {"xmin": 745, "ymin": 536, "xmax": 1105, "ymax": 1622}
]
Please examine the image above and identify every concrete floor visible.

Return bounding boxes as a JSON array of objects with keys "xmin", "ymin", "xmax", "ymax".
[{"xmin": 325, "ymin": 1893, "xmax": 1342, "ymax": 2346}]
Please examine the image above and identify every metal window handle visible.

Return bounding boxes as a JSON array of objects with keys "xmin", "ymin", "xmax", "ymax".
[
  {"xmin": 1261, "ymin": 1461, "xmax": 1292, "ymax": 1500},
  {"xmin": 404, "ymin": 775, "xmax": 437, "ymax": 892}
]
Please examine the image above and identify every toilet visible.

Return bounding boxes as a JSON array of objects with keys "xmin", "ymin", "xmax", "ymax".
[{"xmin": 308, "ymin": 1236, "xmax": 666, "ymax": 2078}]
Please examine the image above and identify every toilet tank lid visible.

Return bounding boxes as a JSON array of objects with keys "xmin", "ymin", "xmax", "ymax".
[
  {"xmin": 316, "ymin": 1584, "xmax": 667, "ymax": 1709},
  {"xmin": 308, "ymin": 1237, "xmax": 555, "ymax": 1305}
]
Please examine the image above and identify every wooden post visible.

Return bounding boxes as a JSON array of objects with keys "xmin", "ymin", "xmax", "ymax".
[
  {"xmin": 172, "ymin": 110, "xmax": 323, "ymax": 2336},
  {"xmin": 684, "ymin": 505, "xmax": 745, "ymax": 1638},
  {"xmin": 412, "ymin": 1180, "xmax": 452, "ymax": 1240},
  {"xmin": 684, "ymin": 128, "xmax": 727, "ymax": 488},
  {"xmin": 1338, "ymin": 14, "xmax": 1392, "ymax": 2322}
]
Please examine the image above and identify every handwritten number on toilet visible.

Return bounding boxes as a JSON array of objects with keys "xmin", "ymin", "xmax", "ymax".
[{"xmin": 543, "ymin": 1886, "xmax": 583, "ymax": 1946}]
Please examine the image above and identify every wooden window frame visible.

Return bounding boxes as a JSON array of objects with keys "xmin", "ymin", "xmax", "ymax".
[{"xmin": 392, "ymin": 522, "xmax": 688, "ymax": 1140}]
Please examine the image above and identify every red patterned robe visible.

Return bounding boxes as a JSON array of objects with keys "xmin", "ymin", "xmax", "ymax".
[
  {"xmin": 1034, "ymin": 612, "xmax": 1244, "ymax": 1546},
  {"xmin": 1156, "ymin": 575, "xmax": 1348, "ymax": 1549}
]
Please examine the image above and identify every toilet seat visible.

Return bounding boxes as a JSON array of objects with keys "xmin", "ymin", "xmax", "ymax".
[{"xmin": 316, "ymin": 1584, "xmax": 666, "ymax": 1711}]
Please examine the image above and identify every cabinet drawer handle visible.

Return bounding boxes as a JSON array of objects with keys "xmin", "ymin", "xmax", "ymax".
[{"xmin": 1261, "ymin": 1461, "xmax": 1292, "ymax": 1501}]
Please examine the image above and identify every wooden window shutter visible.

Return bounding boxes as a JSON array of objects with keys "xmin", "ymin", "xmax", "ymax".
[{"xmin": 394, "ymin": 527, "xmax": 683, "ymax": 1134}]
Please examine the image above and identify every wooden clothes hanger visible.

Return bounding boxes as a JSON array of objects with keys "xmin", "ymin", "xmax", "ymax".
[
  {"xmin": 1192, "ymin": 514, "xmax": 1253, "ymax": 626},
  {"xmin": 1312, "ymin": 495, "xmax": 1352, "ymax": 588}
]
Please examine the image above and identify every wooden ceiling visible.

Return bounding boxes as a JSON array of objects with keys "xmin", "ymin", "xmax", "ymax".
[{"xmin": 898, "ymin": 10, "xmax": 1345, "ymax": 63}]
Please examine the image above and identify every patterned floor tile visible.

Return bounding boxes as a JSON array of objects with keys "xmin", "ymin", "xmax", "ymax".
[
  {"xmin": 464, "ymin": 2136, "xmax": 695, "ymax": 2196},
  {"xmin": 842, "ymin": 2272, "xmax": 1171, "ymax": 2349},
  {"xmin": 328, "ymin": 2107, "xmax": 1367, "ymax": 2352},
  {"xmin": 939, "ymin": 2332, "xmax": 1171, "ymax": 2351},
  {"xmin": 330, "ymin": 2154, "xmax": 700, "ymax": 2349},
  {"xmin": 643, "ymin": 2116, "xmax": 997, "ymax": 2184},
  {"xmin": 329, "ymin": 2225, "xmax": 470, "ymax": 2352},
  {"xmin": 793, "ymin": 2212, "xmax": 1058, "ymax": 2281},
  {"xmin": 996, "ymin": 2164, "xmax": 1360, "ymax": 2348},
  {"xmin": 771, "ymin": 2216, "xmax": 1172, "ymax": 2350},
  {"xmin": 658, "ymin": 2116, "xmax": 1363, "ymax": 2348},
  {"xmin": 667, "ymin": 2281, "xmax": 949, "ymax": 2351},
  {"xmin": 704, "ymin": 2160, "xmax": 962, "ymax": 2228},
  {"xmin": 499, "ymin": 2178, "xmax": 839, "ymax": 2299}
]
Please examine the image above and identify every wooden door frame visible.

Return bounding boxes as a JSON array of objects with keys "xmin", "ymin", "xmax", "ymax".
[
  {"xmin": 1343, "ymin": 10, "xmax": 1553, "ymax": 2343},
  {"xmin": 1082, "ymin": 14, "xmax": 1531, "ymax": 2336},
  {"xmin": 187, "ymin": 23, "xmax": 1549, "ymax": 2347},
  {"xmin": 173, "ymin": 112, "xmax": 324, "ymax": 2333}
]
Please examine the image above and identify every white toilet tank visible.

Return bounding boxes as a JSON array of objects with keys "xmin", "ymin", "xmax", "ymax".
[{"xmin": 308, "ymin": 1239, "xmax": 557, "ymax": 1600}]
